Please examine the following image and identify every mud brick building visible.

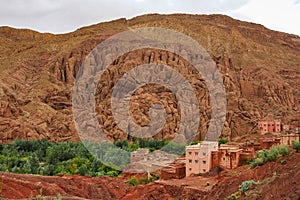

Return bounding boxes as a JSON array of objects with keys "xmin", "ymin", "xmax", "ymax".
[
  {"xmin": 218, "ymin": 144, "xmax": 243, "ymax": 169},
  {"xmin": 258, "ymin": 121, "xmax": 281, "ymax": 135},
  {"xmin": 281, "ymin": 134, "xmax": 300, "ymax": 146},
  {"xmin": 130, "ymin": 148, "xmax": 150, "ymax": 163},
  {"xmin": 260, "ymin": 138, "xmax": 281, "ymax": 149},
  {"xmin": 283, "ymin": 124, "xmax": 299, "ymax": 134},
  {"xmin": 185, "ymin": 141, "xmax": 218, "ymax": 176},
  {"xmin": 160, "ymin": 162, "xmax": 186, "ymax": 180}
]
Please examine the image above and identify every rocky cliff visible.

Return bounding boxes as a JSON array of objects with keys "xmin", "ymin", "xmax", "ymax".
[{"xmin": 0, "ymin": 14, "xmax": 299, "ymax": 142}]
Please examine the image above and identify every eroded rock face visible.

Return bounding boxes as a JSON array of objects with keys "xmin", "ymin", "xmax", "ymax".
[{"xmin": 0, "ymin": 14, "xmax": 299, "ymax": 142}]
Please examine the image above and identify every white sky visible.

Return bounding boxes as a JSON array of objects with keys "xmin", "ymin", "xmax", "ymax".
[{"xmin": 0, "ymin": 0, "xmax": 299, "ymax": 36}]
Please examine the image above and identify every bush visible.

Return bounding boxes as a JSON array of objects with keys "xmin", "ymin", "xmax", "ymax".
[
  {"xmin": 106, "ymin": 170, "xmax": 119, "ymax": 177},
  {"xmin": 292, "ymin": 141, "xmax": 300, "ymax": 152},
  {"xmin": 126, "ymin": 176, "xmax": 139, "ymax": 187},
  {"xmin": 279, "ymin": 159, "xmax": 286, "ymax": 164},
  {"xmin": 126, "ymin": 174, "xmax": 159, "ymax": 187},
  {"xmin": 239, "ymin": 180, "xmax": 256, "ymax": 193},
  {"xmin": 241, "ymin": 158, "xmax": 253, "ymax": 166},
  {"xmin": 218, "ymin": 139, "xmax": 229, "ymax": 146},
  {"xmin": 190, "ymin": 140, "xmax": 201, "ymax": 145},
  {"xmin": 251, "ymin": 157, "xmax": 264, "ymax": 168},
  {"xmin": 251, "ymin": 145, "xmax": 290, "ymax": 168},
  {"xmin": 278, "ymin": 145, "xmax": 290, "ymax": 156},
  {"xmin": 267, "ymin": 147, "xmax": 279, "ymax": 162},
  {"xmin": 161, "ymin": 142, "xmax": 186, "ymax": 155}
]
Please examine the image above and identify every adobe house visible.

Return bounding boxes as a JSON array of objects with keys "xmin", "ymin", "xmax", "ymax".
[
  {"xmin": 218, "ymin": 144, "xmax": 243, "ymax": 170},
  {"xmin": 242, "ymin": 141, "xmax": 257, "ymax": 156},
  {"xmin": 130, "ymin": 148, "xmax": 150, "ymax": 163},
  {"xmin": 244, "ymin": 141, "xmax": 262, "ymax": 152},
  {"xmin": 283, "ymin": 124, "xmax": 300, "ymax": 134},
  {"xmin": 185, "ymin": 141, "xmax": 218, "ymax": 176},
  {"xmin": 281, "ymin": 134, "xmax": 300, "ymax": 146},
  {"xmin": 283, "ymin": 125, "xmax": 291, "ymax": 131},
  {"xmin": 260, "ymin": 138, "xmax": 281, "ymax": 149},
  {"xmin": 239, "ymin": 152, "xmax": 253, "ymax": 165},
  {"xmin": 160, "ymin": 163, "xmax": 186, "ymax": 180},
  {"xmin": 257, "ymin": 121, "xmax": 281, "ymax": 135},
  {"xmin": 211, "ymin": 150, "xmax": 219, "ymax": 169}
]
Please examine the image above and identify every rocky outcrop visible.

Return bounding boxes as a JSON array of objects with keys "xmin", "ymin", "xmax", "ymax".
[{"xmin": 0, "ymin": 14, "xmax": 299, "ymax": 142}]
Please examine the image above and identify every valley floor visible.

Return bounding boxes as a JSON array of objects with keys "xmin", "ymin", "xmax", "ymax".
[{"xmin": 0, "ymin": 151, "xmax": 299, "ymax": 199}]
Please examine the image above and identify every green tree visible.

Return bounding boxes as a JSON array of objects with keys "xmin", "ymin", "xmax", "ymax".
[
  {"xmin": 29, "ymin": 153, "xmax": 39, "ymax": 174},
  {"xmin": 161, "ymin": 142, "xmax": 186, "ymax": 155},
  {"xmin": 77, "ymin": 164, "xmax": 88, "ymax": 176},
  {"xmin": 292, "ymin": 141, "xmax": 300, "ymax": 152}
]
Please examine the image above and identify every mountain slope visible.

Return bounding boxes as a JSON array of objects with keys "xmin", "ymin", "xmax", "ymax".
[{"xmin": 0, "ymin": 14, "xmax": 299, "ymax": 142}]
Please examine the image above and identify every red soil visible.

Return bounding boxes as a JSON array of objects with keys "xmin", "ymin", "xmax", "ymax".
[{"xmin": 0, "ymin": 152, "xmax": 299, "ymax": 199}]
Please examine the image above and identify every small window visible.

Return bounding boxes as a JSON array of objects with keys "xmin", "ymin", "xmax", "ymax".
[
  {"xmin": 195, "ymin": 160, "xmax": 198, "ymax": 163},
  {"xmin": 195, "ymin": 152, "xmax": 199, "ymax": 156},
  {"xmin": 203, "ymin": 160, "xmax": 206, "ymax": 164},
  {"xmin": 264, "ymin": 124, "xmax": 266, "ymax": 126},
  {"xmin": 189, "ymin": 159, "xmax": 192, "ymax": 163},
  {"xmin": 189, "ymin": 168, "xmax": 192, "ymax": 171},
  {"xmin": 203, "ymin": 152, "xmax": 206, "ymax": 156},
  {"xmin": 223, "ymin": 157, "xmax": 225, "ymax": 161},
  {"xmin": 189, "ymin": 152, "xmax": 192, "ymax": 155},
  {"xmin": 203, "ymin": 169, "xmax": 206, "ymax": 172}
]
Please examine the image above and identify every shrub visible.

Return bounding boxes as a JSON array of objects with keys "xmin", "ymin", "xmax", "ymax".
[
  {"xmin": 241, "ymin": 158, "xmax": 253, "ymax": 166},
  {"xmin": 251, "ymin": 157, "xmax": 264, "ymax": 168},
  {"xmin": 190, "ymin": 140, "xmax": 201, "ymax": 145},
  {"xmin": 278, "ymin": 145, "xmax": 290, "ymax": 156},
  {"xmin": 106, "ymin": 170, "xmax": 119, "ymax": 177},
  {"xmin": 218, "ymin": 139, "xmax": 229, "ymax": 146},
  {"xmin": 267, "ymin": 147, "xmax": 279, "ymax": 162},
  {"xmin": 161, "ymin": 142, "xmax": 186, "ymax": 155},
  {"xmin": 257, "ymin": 149, "xmax": 268, "ymax": 163},
  {"xmin": 251, "ymin": 145, "xmax": 290, "ymax": 169},
  {"xmin": 292, "ymin": 141, "xmax": 300, "ymax": 152},
  {"xmin": 225, "ymin": 190, "xmax": 242, "ymax": 200},
  {"xmin": 77, "ymin": 164, "xmax": 88, "ymax": 176},
  {"xmin": 279, "ymin": 159, "xmax": 286, "ymax": 164},
  {"xmin": 126, "ymin": 176, "xmax": 139, "ymax": 187},
  {"xmin": 239, "ymin": 180, "xmax": 256, "ymax": 193},
  {"xmin": 126, "ymin": 174, "xmax": 159, "ymax": 187},
  {"xmin": 114, "ymin": 140, "xmax": 128, "ymax": 149}
]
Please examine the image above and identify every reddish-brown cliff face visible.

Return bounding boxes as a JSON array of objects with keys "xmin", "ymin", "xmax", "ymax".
[{"xmin": 0, "ymin": 14, "xmax": 299, "ymax": 142}]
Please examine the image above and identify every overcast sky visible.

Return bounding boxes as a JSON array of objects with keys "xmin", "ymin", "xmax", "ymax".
[{"xmin": 0, "ymin": 0, "xmax": 299, "ymax": 36}]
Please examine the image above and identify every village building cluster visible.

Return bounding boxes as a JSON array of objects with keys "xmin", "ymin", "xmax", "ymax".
[
  {"xmin": 128, "ymin": 120, "xmax": 299, "ymax": 179},
  {"xmin": 257, "ymin": 120, "xmax": 299, "ymax": 135},
  {"xmin": 185, "ymin": 120, "xmax": 300, "ymax": 177}
]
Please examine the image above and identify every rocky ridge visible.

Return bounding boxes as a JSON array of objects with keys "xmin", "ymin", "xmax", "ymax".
[{"xmin": 0, "ymin": 14, "xmax": 299, "ymax": 142}]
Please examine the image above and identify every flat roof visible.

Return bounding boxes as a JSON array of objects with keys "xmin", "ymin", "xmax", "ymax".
[{"xmin": 186, "ymin": 141, "xmax": 218, "ymax": 149}]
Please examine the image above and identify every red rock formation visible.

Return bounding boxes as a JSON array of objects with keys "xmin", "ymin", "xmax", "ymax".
[{"xmin": 0, "ymin": 14, "xmax": 299, "ymax": 142}]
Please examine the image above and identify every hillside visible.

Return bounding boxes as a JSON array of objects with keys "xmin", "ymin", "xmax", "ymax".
[
  {"xmin": 0, "ymin": 14, "xmax": 299, "ymax": 142},
  {"xmin": 1, "ymin": 150, "xmax": 299, "ymax": 199}
]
